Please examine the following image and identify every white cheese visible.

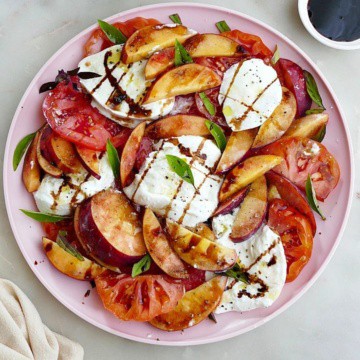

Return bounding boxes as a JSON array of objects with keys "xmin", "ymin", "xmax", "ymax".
[
  {"xmin": 212, "ymin": 209, "xmax": 287, "ymax": 313},
  {"xmin": 34, "ymin": 154, "xmax": 114, "ymax": 216},
  {"xmin": 219, "ymin": 59, "xmax": 282, "ymax": 131},
  {"xmin": 303, "ymin": 142, "xmax": 321, "ymax": 156},
  {"xmin": 78, "ymin": 45, "xmax": 175, "ymax": 128},
  {"xmin": 123, "ymin": 136, "xmax": 222, "ymax": 228}
]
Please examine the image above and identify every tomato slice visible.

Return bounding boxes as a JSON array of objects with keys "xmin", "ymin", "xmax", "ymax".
[
  {"xmin": 259, "ymin": 137, "xmax": 340, "ymax": 201},
  {"xmin": 42, "ymin": 79, "xmax": 131, "ymax": 151},
  {"xmin": 95, "ymin": 272, "xmax": 184, "ymax": 321},
  {"xmin": 180, "ymin": 267, "xmax": 206, "ymax": 292},
  {"xmin": 134, "ymin": 136, "xmax": 153, "ymax": 172},
  {"xmin": 195, "ymin": 56, "xmax": 244, "ymax": 77},
  {"xmin": 268, "ymin": 199, "xmax": 313, "ymax": 282},
  {"xmin": 84, "ymin": 17, "xmax": 161, "ymax": 56}
]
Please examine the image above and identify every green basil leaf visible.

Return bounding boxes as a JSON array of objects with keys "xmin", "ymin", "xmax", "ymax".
[
  {"xmin": 132, "ymin": 253, "xmax": 152, "ymax": 277},
  {"xmin": 216, "ymin": 20, "xmax": 231, "ymax": 33},
  {"xmin": 166, "ymin": 155, "xmax": 195, "ymax": 186},
  {"xmin": 305, "ymin": 175, "xmax": 326, "ymax": 220},
  {"xmin": 205, "ymin": 120, "xmax": 227, "ymax": 152},
  {"xmin": 13, "ymin": 132, "xmax": 36, "ymax": 171},
  {"xmin": 305, "ymin": 108, "xmax": 325, "ymax": 115},
  {"xmin": 224, "ymin": 263, "xmax": 249, "ymax": 284},
  {"xmin": 271, "ymin": 45, "xmax": 280, "ymax": 65},
  {"xmin": 169, "ymin": 13, "xmax": 182, "ymax": 25},
  {"xmin": 312, "ymin": 125, "xmax": 326, "ymax": 142},
  {"xmin": 20, "ymin": 209, "xmax": 70, "ymax": 223},
  {"xmin": 106, "ymin": 139, "xmax": 120, "ymax": 179},
  {"xmin": 199, "ymin": 92, "xmax": 216, "ymax": 116},
  {"xmin": 174, "ymin": 39, "xmax": 193, "ymax": 66},
  {"xmin": 56, "ymin": 231, "xmax": 84, "ymax": 261},
  {"xmin": 303, "ymin": 70, "xmax": 325, "ymax": 110},
  {"xmin": 98, "ymin": 20, "xmax": 127, "ymax": 44}
]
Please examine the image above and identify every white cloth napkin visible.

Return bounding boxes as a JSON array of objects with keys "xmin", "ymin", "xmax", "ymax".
[{"xmin": 0, "ymin": 279, "xmax": 84, "ymax": 360}]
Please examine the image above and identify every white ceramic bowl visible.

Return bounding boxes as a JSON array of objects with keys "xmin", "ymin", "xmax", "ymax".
[{"xmin": 298, "ymin": 0, "xmax": 360, "ymax": 50}]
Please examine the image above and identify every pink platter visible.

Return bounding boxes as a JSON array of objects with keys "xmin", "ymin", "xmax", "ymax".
[{"xmin": 3, "ymin": 2, "xmax": 354, "ymax": 346}]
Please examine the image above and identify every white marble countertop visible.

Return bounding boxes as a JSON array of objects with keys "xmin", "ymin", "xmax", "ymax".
[{"xmin": 1, "ymin": 0, "xmax": 359, "ymax": 359}]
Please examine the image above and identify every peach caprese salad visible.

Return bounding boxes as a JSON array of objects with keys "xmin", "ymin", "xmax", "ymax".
[{"xmin": 14, "ymin": 14, "xmax": 340, "ymax": 331}]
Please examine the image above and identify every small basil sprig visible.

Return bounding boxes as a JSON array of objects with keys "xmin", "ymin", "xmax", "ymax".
[
  {"xmin": 98, "ymin": 19, "xmax": 127, "ymax": 44},
  {"xmin": 271, "ymin": 45, "xmax": 280, "ymax": 65},
  {"xmin": 306, "ymin": 108, "xmax": 325, "ymax": 115},
  {"xmin": 20, "ymin": 209, "xmax": 70, "ymax": 223},
  {"xmin": 132, "ymin": 253, "xmax": 152, "ymax": 277},
  {"xmin": 106, "ymin": 139, "xmax": 120, "ymax": 179},
  {"xmin": 166, "ymin": 155, "xmax": 195, "ymax": 186},
  {"xmin": 169, "ymin": 13, "xmax": 182, "ymax": 25},
  {"xmin": 305, "ymin": 175, "xmax": 326, "ymax": 220},
  {"xmin": 174, "ymin": 39, "xmax": 193, "ymax": 67},
  {"xmin": 216, "ymin": 20, "xmax": 231, "ymax": 33},
  {"xmin": 304, "ymin": 70, "xmax": 325, "ymax": 112},
  {"xmin": 199, "ymin": 92, "xmax": 216, "ymax": 116},
  {"xmin": 205, "ymin": 120, "xmax": 227, "ymax": 152},
  {"xmin": 313, "ymin": 125, "xmax": 326, "ymax": 142},
  {"xmin": 56, "ymin": 230, "xmax": 84, "ymax": 261},
  {"xmin": 13, "ymin": 132, "xmax": 36, "ymax": 171},
  {"xmin": 224, "ymin": 263, "xmax": 249, "ymax": 284}
]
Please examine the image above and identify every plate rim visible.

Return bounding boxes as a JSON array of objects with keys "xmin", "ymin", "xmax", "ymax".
[{"xmin": 3, "ymin": 2, "xmax": 355, "ymax": 346}]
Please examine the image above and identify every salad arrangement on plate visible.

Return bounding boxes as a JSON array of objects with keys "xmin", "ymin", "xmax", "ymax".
[{"xmin": 13, "ymin": 13, "xmax": 340, "ymax": 331}]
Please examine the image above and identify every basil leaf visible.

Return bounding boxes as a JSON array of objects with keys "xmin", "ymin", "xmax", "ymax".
[
  {"xmin": 313, "ymin": 125, "xmax": 326, "ymax": 142},
  {"xmin": 56, "ymin": 231, "xmax": 84, "ymax": 261},
  {"xmin": 13, "ymin": 132, "xmax": 36, "ymax": 171},
  {"xmin": 174, "ymin": 39, "xmax": 193, "ymax": 66},
  {"xmin": 20, "ymin": 209, "xmax": 70, "ymax": 223},
  {"xmin": 106, "ymin": 139, "xmax": 120, "ymax": 179},
  {"xmin": 77, "ymin": 72, "xmax": 101, "ymax": 80},
  {"xmin": 303, "ymin": 70, "xmax": 325, "ymax": 110},
  {"xmin": 166, "ymin": 155, "xmax": 195, "ymax": 186},
  {"xmin": 224, "ymin": 263, "xmax": 249, "ymax": 284},
  {"xmin": 205, "ymin": 120, "xmax": 227, "ymax": 152},
  {"xmin": 216, "ymin": 20, "xmax": 231, "ymax": 33},
  {"xmin": 271, "ymin": 45, "xmax": 280, "ymax": 65},
  {"xmin": 98, "ymin": 19, "xmax": 127, "ymax": 44},
  {"xmin": 199, "ymin": 92, "xmax": 216, "ymax": 116},
  {"xmin": 66, "ymin": 67, "xmax": 80, "ymax": 76},
  {"xmin": 39, "ymin": 81, "xmax": 58, "ymax": 93},
  {"xmin": 305, "ymin": 108, "xmax": 325, "ymax": 115},
  {"xmin": 169, "ymin": 13, "xmax": 182, "ymax": 25},
  {"xmin": 305, "ymin": 175, "xmax": 326, "ymax": 220},
  {"xmin": 132, "ymin": 253, "xmax": 152, "ymax": 277}
]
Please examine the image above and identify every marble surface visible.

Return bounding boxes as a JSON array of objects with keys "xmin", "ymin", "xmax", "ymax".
[{"xmin": 0, "ymin": 0, "xmax": 359, "ymax": 358}]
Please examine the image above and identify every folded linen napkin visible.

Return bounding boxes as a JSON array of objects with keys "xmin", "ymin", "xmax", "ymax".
[{"xmin": 0, "ymin": 279, "xmax": 84, "ymax": 360}]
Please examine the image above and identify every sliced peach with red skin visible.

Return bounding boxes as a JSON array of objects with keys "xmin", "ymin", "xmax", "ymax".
[
  {"xmin": 22, "ymin": 131, "xmax": 41, "ymax": 193},
  {"xmin": 166, "ymin": 220, "xmax": 237, "ymax": 272},
  {"xmin": 230, "ymin": 176, "xmax": 267, "ymax": 242},
  {"xmin": 143, "ymin": 64, "xmax": 221, "ymax": 104},
  {"xmin": 252, "ymin": 87, "xmax": 296, "ymax": 149},
  {"xmin": 120, "ymin": 122, "xmax": 146, "ymax": 188},
  {"xmin": 219, "ymin": 155, "xmax": 283, "ymax": 203},
  {"xmin": 145, "ymin": 47, "xmax": 175, "ymax": 80},
  {"xmin": 42, "ymin": 237, "xmax": 105, "ymax": 280},
  {"xmin": 145, "ymin": 115, "xmax": 210, "ymax": 139},
  {"xmin": 121, "ymin": 24, "xmax": 195, "ymax": 64},
  {"xmin": 150, "ymin": 276, "xmax": 227, "ymax": 331},
  {"xmin": 215, "ymin": 129, "xmax": 257, "ymax": 174},
  {"xmin": 76, "ymin": 146, "xmax": 101, "ymax": 179},
  {"xmin": 285, "ymin": 113, "xmax": 329, "ymax": 139},
  {"xmin": 212, "ymin": 186, "xmax": 249, "ymax": 217},
  {"xmin": 143, "ymin": 208, "xmax": 188, "ymax": 279}
]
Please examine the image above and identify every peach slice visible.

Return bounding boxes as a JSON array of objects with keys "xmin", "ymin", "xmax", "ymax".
[
  {"xmin": 252, "ymin": 87, "xmax": 296, "ymax": 149},
  {"xmin": 166, "ymin": 220, "xmax": 237, "ymax": 271},
  {"xmin": 76, "ymin": 146, "xmax": 101, "ymax": 179},
  {"xmin": 143, "ymin": 208, "xmax": 188, "ymax": 279},
  {"xmin": 22, "ymin": 131, "xmax": 41, "ymax": 193},
  {"xmin": 120, "ymin": 122, "xmax": 146, "ymax": 188},
  {"xmin": 145, "ymin": 115, "xmax": 210, "ymax": 139},
  {"xmin": 192, "ymin": 223, "xmax": 216, "ymax": 241},
  {"xmin": 150, "ymin": 276, "xmax": 227, "ymax": 331},
  {"xmin": 42, "ymin": 237, "xmax": 104, "ymax": 280},
  {"xmin": 215, "ymin": 129, "xmax": 257, "ymax": 174},
  {"xmin": 285, "ymin": 113, "xmax": 329, "ymax": 139},
  {"xmin": 219, "ymin": 155, "xmax": 283, "ymax": 202},
  {"xmin": 230, "ymin": 176, "xmax": 267, "ymax": 241},
  {"xmin": 143, "ymin": 64, "xmax": 221, "ymax": 104},
  {"xmin": 121, "ymin": 24, "xmax": 195, "ymax": 64},
  {"xmin": 145, "ymin": 47, "xmax": 175, "ymax": 80},
  {"xmin": 212, "ymin": 186, "xmax": 249, "ymax": 217}
]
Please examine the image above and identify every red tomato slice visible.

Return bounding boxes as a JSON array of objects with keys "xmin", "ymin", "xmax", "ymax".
[
  {"xmin": 84, "ymin": 17, "xmax": 161, "ymax": 56},
  {"xmin": 195, "ymin": 56, "xmax": 244, "ymax": 77},
  {"xmin": 134, "ymin": 136, "xmax": 153, "ymax": 172},
  {"xmin": 275, "ymin": 59, "xmax": 312, "ymax": 117},
  {"xmin": 42, "ymin": 79, "xmax": 131, "ymax": 151},
  {"xmin": 259, "ymin": 137, "xmax": 340, "ymax": 201},
  {"xmin": 180, "ymin": 267, "xmax": 206, "ymax": 292},
  {"xmin": 95, "ymin": 272, "xmax": 184, "ymax": 321},
  {"xmin": 268, "ymin": 199, "xmax": 313, "ymax": 282}
]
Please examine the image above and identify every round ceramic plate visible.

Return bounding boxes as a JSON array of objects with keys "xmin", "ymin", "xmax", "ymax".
[{"xmin": 3, "ymin": 2, "xmax": 354, "ymax": 346}]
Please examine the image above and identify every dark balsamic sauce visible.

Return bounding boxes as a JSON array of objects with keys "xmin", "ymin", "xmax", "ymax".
[{"xmin": 308, "ymin": 0, "xmax": 360, "ymax": 42}]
